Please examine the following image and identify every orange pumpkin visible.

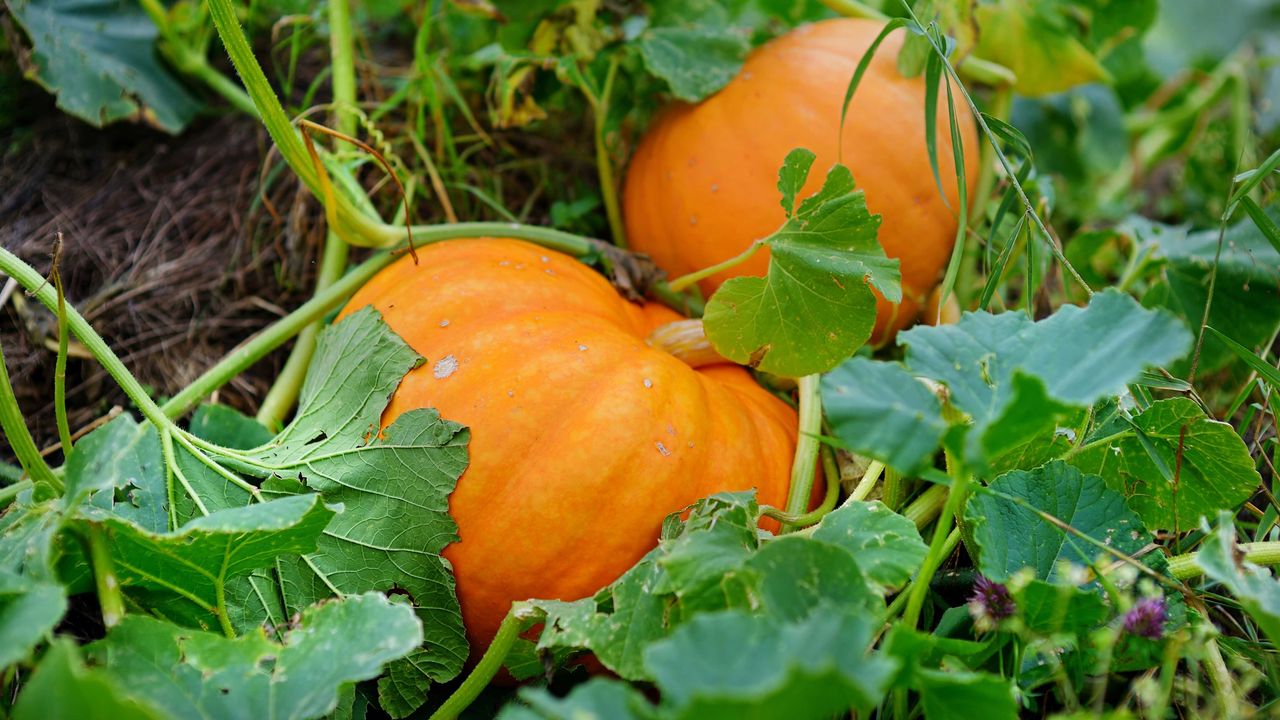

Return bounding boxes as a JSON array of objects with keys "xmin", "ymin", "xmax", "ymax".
[
  {"xmin": 623, "ymin": 18, "xmax": 980, "ymax": 342},
  {"xmin": 339, "ymin": 238, "xmax": 797, "ymax": 651}
]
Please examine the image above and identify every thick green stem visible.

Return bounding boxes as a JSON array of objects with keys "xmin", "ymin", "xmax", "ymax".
[
  {"xmin": 429, "ymin": 606, "xmax": 527, "ymax": 720},
  {"xmin": 667, "ymin": 242, "xmax": 763, "ymax": 293},
  {"xmin": 761, "ymin": 450, "xmax": 840, "ymax": 528},
  {"xmin": 1168, "ymin": 541, "xmax": 1280, "ymax": 580},
  {"xmin": 257, "ymin": 0, "xmax": 358, "ymax": 427},
  {"xmin": 328, "ymin": 0, "xmax": 357, "ymax": 137},
  {"xmin": 903, "ymin": 469, "xmax": 968, "ymax": 628},
  {"xmin": 903, "ymin": 483, "xmax": 948, "ymax": 529},
  {"xmin": 86, "ymin": 525, "xmax": 125, "ymax": 628},
  {"xmin": 206, "ymin": 0, "xmax": 316, "ymax": 191},
  {"xmin": 0, "ymin": 338, "xmax": 61, "ymax": 492},
  {"xmin": 848, "ymin": 460, "xmax": 885, "ymax": 502},
  {"xmin": 781, "ymin": 375, "xmax": 823, "ymax": 533}
]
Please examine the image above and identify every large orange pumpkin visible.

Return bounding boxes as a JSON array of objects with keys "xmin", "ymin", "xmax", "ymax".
[
  {"xmin": 339, "ymin": 238, "xmax": 797, "ymax": 651},
  {"xmin": 623, "ymin": 18, "xmax": 980, "ymax": 341}
]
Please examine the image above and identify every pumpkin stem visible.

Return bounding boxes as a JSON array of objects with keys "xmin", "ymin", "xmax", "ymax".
[{"xmin": 647, "ymin": 319, "xmax": 729, "ymax": 368}]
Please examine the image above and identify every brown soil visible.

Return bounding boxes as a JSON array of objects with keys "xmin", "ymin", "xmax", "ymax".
[{"xmin": 1, "ymin": 112, "xmax": 325, "ymax": 461}]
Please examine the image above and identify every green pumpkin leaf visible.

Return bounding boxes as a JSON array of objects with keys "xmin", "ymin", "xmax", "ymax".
[
  {"xmin": 67, "ymin": 494, "xmax": 333, "ymax": 631},
  {"xmin": 916, "ymin": 668, "xmax": 1018, "ymax": 720},
  {"xmin": 743, "ymin": 536, "xmax": 881, "ymax": 618},
  {"xmin": 13, "ymin": 640, "xmax": 164, "ymax": 720},
  {"xmin": 1129, "ymin": 211, "xmax": 1280, "ymax": 376},
  {"xmin": 965, "ymin": 460, "xmax": 1151, "ymax": 583},
  {"xmin": 188, "ymin": 404, "xmax": 274, "ymax": 451},
  {"xmin": 704, "ymin": 149, "xmax": 898, "ymax": 377},
  {"xmin": 821, "ymin": 357, "xmax": 947, "ymax": 475},
  {"xmin": 1070, "ymin": 397, "xmax": 1263, "ymax": 532},
  {"xmin": 533, "ymin": 493, "xmax": 760, "ymax": 681},
  {"xmin": 499, "ymin": 679, "xmax": 657, "ymax": 720},
  {"xmin": 636, "ymin": 26, "xmax": 751, "ymax": 102},
  {"xmin": 824, "ymin": 289, "xmax": 1191, "ymax": 473},
  {"xmin": 642, "ymin": 610, "xmax": 897, "ymax": 719},
  {"xmin": 65, "ymin": 416, "xmax": 168, "ymax": 532},
  {"xmin": 1013, "ymin": 579, "xmax": 1110, "ymax": 634},
  {"xmin": 812, "ymin": 500, "xmax": 929, "ymax": 592},
  {"xmin": 901, "ymin": 289, "xmax": 1191, "ymax": 471},
  {"xmin": 7, "ymin": 0, "xmax": 202, "ymax": 133},
  {"xmin": 0, "ymin": 579, "xmax": 67, "ymax": 670},
  {"xmin": 84, "ymin": 593, "xmax": 421, "ymax": 720}
]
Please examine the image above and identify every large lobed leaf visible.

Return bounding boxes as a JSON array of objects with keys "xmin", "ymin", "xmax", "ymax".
[
  {"xmin": 966, "ymin": 461, "xmax": 1151, "ymax": 583},
  {"xmin": 48, "ymin": 306, "xmax": 472, "ymax": 716},
  {"xmin": 7, "ymin": 0, "xmax": 201, "ymax": 133},
  {"xmin": 1071, "ymin": 397, "xmax": 1263, "ymax": 531},
  {"xmin": 704, "ymin": 148, "xmax": 899, "ymax": 377},
  {"xmin": 67, "ymin": 495, "xmax": 334, "ymax": 630},
  {"xmin": 529, "ymin": 492, "xmax": 922, "ymax": 683},
  {"xmin": 78, "ymin": 593, "xmax": 421, "ymax": 720},
  {"xmin": 823, "ymin": 289, "xmax": 1192, "ymax": 474}
]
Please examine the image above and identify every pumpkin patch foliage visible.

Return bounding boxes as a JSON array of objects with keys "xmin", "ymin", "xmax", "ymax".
[{"xmin": 2, "ymin": 0, "xmax": 1280, "ymax": 718}]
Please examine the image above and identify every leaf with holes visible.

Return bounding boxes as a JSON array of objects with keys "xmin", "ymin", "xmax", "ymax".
[{"xmin": 84, "ymin": 593, "xmax": 421, "ymax": 720}]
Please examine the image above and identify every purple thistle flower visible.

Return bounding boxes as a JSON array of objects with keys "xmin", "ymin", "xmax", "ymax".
[
  {"xmin": 968, "ymin": 575, "xmax": 1016, "ymax": 632},
  {"xmin": 1123, "ymin": 596, "xmax": 1168, "ymax": 640}
]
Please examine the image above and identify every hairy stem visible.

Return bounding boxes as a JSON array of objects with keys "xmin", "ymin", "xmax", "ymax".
[
  {"xmin": 902, "ymin": 483, "xmax": 948, "ymax": 529},
  {"xmin": 781, "ymin": 375, "xmax": 823, "ymax": 533},
  {"xmin": 215, "ymin": 577, "xmax": 237, "ymax": 638},
  {"xmin": 255, "ymin": 0, "xmax": 359, "ymax": 429},
  {"xmin": 206, "ymin": 0, "xmax": 316, "ymax": 190},
  {"xmin": 1168, "ymin": 541, "xmax": 1280, "ymax": 579},
  {"xmin": 429, "ymin": 606, "xmax": 527, "ymax": 720}
]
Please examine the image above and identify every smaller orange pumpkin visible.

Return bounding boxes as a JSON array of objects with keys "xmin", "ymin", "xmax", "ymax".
[
  {"xmin": 623, "ymin": 17, "xmax": 980, "ymax": 343},
  {"xmin": 339, "ymin": 238, "xmax": 798, "ymax": 652}
]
